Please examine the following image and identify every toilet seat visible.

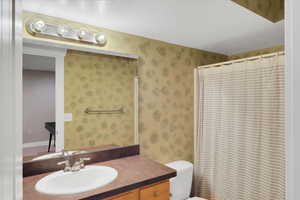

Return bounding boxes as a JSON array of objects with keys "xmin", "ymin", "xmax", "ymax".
[{"xmin": 187, "ymin": 197, "xmax": 207, "ymax": 200}]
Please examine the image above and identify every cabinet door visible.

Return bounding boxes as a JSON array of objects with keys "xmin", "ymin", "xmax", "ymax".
[
  {"xmin": 103, "ymin": 189, "xmax": 139, "ymax": 200},
  {"xmin": 140, "ymin": 181, "xmax": 170, "ymax": 200}
]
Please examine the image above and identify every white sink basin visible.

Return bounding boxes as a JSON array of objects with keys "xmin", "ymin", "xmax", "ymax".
[{"xmin": 35, "ymin": 165, "xmax": 118, "ymax": 195}]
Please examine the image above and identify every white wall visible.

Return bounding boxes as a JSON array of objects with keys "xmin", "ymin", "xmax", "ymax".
[
  {"xmin": 23, "ymin": 70, "xmax": 55, "ymax": 144},
  {"xmin": 285, "ymin": 0, "xmax": 300, "ymax": 199},
  {"xmin": 0, "ymin": 0, "xmax": 22, "ymax": 199}
]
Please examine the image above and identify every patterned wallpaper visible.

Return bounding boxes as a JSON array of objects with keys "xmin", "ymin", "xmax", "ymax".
[
  {"xmin": 64, "ymin": 50, "xmax": 137, "ymax": 149},
  {"xmin": 231, "ymin": 0, "xmax": 284, "ymax": 22},
  {"xmin": 23, "ymin": 11, "xmax": 228, "ymax": 163},
  {"xmin": 228, "ymin": 45, "xmax": 284, "ymax": 60}
]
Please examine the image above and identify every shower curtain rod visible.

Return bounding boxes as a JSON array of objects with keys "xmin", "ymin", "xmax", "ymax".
[{"xmin": 198, "ymin": 51, "xmax": 285, "ymax": 69}]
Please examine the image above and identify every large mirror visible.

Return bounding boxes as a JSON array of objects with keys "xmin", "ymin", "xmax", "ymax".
[{"xmin": 23, "ymin": 43, "xmax": 139, "ymax": 163}]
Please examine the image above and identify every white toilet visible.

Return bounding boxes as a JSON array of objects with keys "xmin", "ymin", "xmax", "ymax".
[{"xmin": 165, "ymin": 160, "xmax": 206, "ymax": 200}]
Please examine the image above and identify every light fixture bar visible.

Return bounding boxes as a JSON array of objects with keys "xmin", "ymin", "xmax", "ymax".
[{"xmin": 27, "ymin": 19, "xmax": 107, "ymax": 46}]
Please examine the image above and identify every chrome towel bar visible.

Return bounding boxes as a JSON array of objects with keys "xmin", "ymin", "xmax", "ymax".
[{"xmin": 84, "ymin": 107, "xmax": 125, "ymax": 114}]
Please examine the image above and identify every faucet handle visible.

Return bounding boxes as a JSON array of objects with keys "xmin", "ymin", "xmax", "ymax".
[
  {"xmin": 57, "ymin": 160, "xmax": 71, "ymax": 172},
  {"xmin": 57, "ymin": 160, "xmax": 69, "ymax": 166},
  {"xmin": 79, "ymin": 157, "xmax": 91, "ymax": 169}
]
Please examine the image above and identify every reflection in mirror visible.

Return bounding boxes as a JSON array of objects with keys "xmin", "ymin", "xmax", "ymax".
[
  {"xmin": 22, "ymin": 54, "xmax": 56, "ymax": 161},
  {"xmin": 64, "ymin": 50, "xmax": 138, "ymax": 150},
  {"xmin": 31, "ymin": 150, "xmax": 88, "ymax": 161},
  {"xmin": 23, "ymin": 47, "xmax": 139, "ymax": 163}
]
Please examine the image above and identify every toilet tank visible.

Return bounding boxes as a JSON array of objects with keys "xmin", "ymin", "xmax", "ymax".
[{"xmin": 165, "ymin": 160, "xmax": 193, "ymax": 200}]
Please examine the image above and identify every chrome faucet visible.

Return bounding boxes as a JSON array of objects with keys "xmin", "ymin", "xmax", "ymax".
[
  {"xmin": 57, "ymin": 150, "xmax": 91, "ymax": 172},
  {"xmin": 71, "ymin": 157, "xmax": 91, "ymax": 172},
  {"xmin": 57, "ymin": 159, "xmax": 72, "ymax": 172}
]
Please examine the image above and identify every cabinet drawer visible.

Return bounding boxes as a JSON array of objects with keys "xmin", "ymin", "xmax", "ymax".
[
  {"xmin": 140, "ymin": 181, "xmax": 170, "ymax": 200},
  {"xmin": 103, "ymin": 189, "xmax": 139, "ymax": 200}
]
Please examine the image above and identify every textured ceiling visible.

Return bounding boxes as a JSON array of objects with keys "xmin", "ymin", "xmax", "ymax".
[{"xmin": 23, "ymin": 0, "xmax": 284, "ymax": 55}]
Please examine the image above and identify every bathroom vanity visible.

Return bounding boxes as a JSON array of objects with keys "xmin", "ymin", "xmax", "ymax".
[{"xmin": 23, "ymin": 150, "xmax": 176, "ymax": 200}]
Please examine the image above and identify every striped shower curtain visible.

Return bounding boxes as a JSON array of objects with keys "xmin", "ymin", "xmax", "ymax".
[{"xmin": 194, "ymin": 53, "xmax": 285, "ymax": 200}]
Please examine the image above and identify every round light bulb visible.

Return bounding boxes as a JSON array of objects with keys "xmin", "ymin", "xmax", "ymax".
[
  {"xmin": 77, "ymin": 29, "xmax": 87, "ymax": 39},
  {"xmin": 95, "ymin": 34, "xmax": 107, "ymax": 45},
  {"xmin": 32, "ymin": 20, "xmax": 46, "ymax": 32},
  {"xmin": 57, "ymin": 26, "xmax": 67, "ymax": 36}
]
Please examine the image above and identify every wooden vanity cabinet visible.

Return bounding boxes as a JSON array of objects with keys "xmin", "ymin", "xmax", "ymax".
[
  {"xmin": 102, "ymin": 189, "xmax": 139, "ymax": 200},
  {"xmin": 103, "ymin": 181, "xmax": 170, "ymax": 200},
  {"xmin": 140, "ymin": 181, "xmax": 170, "ymax": 200}
]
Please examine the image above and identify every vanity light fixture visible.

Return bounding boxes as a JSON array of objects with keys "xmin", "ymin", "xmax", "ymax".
[
  {"xmin": 95, "ymin": 34, "xmax": 107, "ymax": 45},
  {"xmin": 30, "ymin": 19, "xmax": 46, "ymax": 32},
  {"xmin": 27, "ymin": 18, "xmax": 108, "ymax": 46},
  {"xmin": 57, "ymin": 25, "xmax": 68, "ymax": 36},
  {"xmin": 77, "ymin": 29, "xmax": 87, "ymax": 39}
]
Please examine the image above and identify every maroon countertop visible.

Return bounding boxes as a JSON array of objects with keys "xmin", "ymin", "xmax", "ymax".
[{"xmin": 23, "ymin": 155, "xmax": 176, "ymax": 200}]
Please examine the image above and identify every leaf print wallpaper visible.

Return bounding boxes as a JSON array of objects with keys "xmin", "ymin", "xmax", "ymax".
[
  {"xmin": 23, "ymin": 11, "xmax": 227, "ymax": 163},
  {"xmin": 231, "ymin": 0, "xmax": 284, "ymax": 22},
  {"xmin": 64, "ymin": 50, "xmax": 137, "ymax": 149}
]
